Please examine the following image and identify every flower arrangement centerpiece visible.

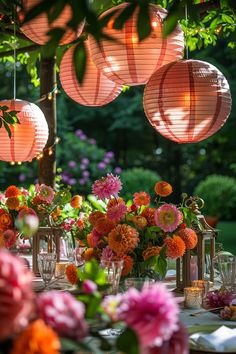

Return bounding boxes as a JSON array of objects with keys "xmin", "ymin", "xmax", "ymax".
[{"xmin": 76, "ymin": 174, "xmax": 198, "ymax": 279}]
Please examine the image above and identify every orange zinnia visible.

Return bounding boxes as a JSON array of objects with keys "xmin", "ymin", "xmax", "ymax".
[
  {"xmin": 94, "ymin": 217, "xmax": 116, "ymax": 235},
  {"xmin": 5, "ymin": 185, "xmax": 20, "ymax": 198},
  {"xmin": 10, "ymin": 319, "xmax": 61, "ymax": 354},
  {"xmin": 6, "ymin": 197, "xmax": 20, "ymax": 211},
  {"xmin": 120, "ymin": 254, "xmax": 134, "ymax": 276},
  {"xmin": 177, "ymin": 228, "xmax": 198, "ymax": 250},
  {"xmin": 0, "ymin": 211, "xmax": 13, "ymax": 230},
  {"xmin": 65, "ymin": 263, "xmax": 78, "ymax": 285},
  {"xmin": 88, "ymin": 211, "xmax": 104, "ymax": 225},
  {"xmin": 133, "ymin": 192, "xmax": 150, "ymax": 206},
  {"xmin": 154, "ymin": 181, "xmax": 173, "ymax": 197},
  {"xmin": 70, "ymin": 195, "xmax": 83, "ymax": 209},
  {"xmin": 132, "ymin": 215, "xmax": 147, "ymax": 229},
  {"xmin": 108, "ymin": 224, "xmax": 139, "ymax": 254},
  {"xmin": 141, "ymin": 208, "xmax": 156, "ymax": 226},
  {"xmin": 107, "ymin": 197, "xmax": 125, "ymax": 209},
  {"xmin": 143, "ymin": 246, "xmax": 162, "ymax": 261},
  {"xmin": 164, "ymin": 235, "xmax": 186, "ymax": 259}
]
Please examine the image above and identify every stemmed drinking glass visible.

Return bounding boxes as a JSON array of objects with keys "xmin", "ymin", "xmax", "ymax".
[{"xmin": 37, "ymin": 253, "xmax": 57, "ymax": 289}]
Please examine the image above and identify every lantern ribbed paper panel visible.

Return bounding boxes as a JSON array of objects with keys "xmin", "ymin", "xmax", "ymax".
[
  {"xmin": 89, "ymin": 3, "xmax": 184, "ymax": 86},
  {"xmin": 20, "ymin": 0, "xmax": 84, "ymax": 45},
  {"xmin": 60, "ymin": 43, "xmax": 123, "ymax": 107},
  {"xmin": 0, "ymin": 99, "xmax": 48, "ymax": 162},
  {"xmin": 143, "ymin": 60, "xmax": 232, "ymax": 143}
]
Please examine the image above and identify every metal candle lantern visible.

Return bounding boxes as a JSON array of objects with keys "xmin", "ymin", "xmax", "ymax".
[{"xmin": 176, "ymin": 196, "xmax": 218, "ymax": 291}]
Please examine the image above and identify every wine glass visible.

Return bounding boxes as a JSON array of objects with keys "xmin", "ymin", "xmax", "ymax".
[
  {"xmin": 100, "ymin": 260, "xmax": 124, "ymax": 295},
  {"xmin": 37, "ymin": 253, "xmax": 57, "ymax": 289}
]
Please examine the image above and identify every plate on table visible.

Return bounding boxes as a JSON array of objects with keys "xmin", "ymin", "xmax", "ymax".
[{"xmin": 189, "ymin": 324, "xmax": 236, "ymax": 354}]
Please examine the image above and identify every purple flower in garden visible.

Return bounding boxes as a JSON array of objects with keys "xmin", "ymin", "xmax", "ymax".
[
  {"xmin": 98, "ymin": 162, "xmax": 106, "ymax": 170},
  {"xmin": 117, "ymin": 283, "xmax": 180, "ymax": 348},
  {"xmin": 114, "ymin": 167, "xmax": 122, "ymax": 174},
  {"xmin": 81, "ymin": 158, "xmax": 89, "ymax": 165},
  {"xmin": 80, "ymin": 134, "xmax": 87, "ymax": 141},
  {"xmin": 79, "ymin": 178, "xmax": 86, "ymax": 185},
  {"xmin": 82, "ymin": 171, "xmax": 90, "ymax": 178},
  {"xmin": 75, "ymin": 129, "xmax": 83, "ymax": 137},
  {"xmin": 82, "ymin": 280, "xmax": 97, "ymax": 294},
  {"xmin": 68, "ymin": 178, "xmax": 77, "ymax": 185},
  {"xmin": 89, "ymin": 138, "xmax": 96, "ymax": 144},
  {"xmin": 105, "ymin": 151, "xmax": 114, "ymax": 158},
  {"xmin": 37, "ymin": 291, "xmax": 88, "ymax": 341},
  {"xmin": 80, "ymin": 165, "xmax": 87, "ymax": 170},
  {"xmin": 19, "ymin": 174, "xmax": 26, "ymax": 182},
  {"xmin": 68, "ymin": 160, "xmax": 77, "ymax": 169},
  {"xmin": 92, "ymin": 173, "xmax": 122, "ymax": 200},
  {"xmin": 103, "ymin": 157, "xmax": 111, "ymax": 164}
]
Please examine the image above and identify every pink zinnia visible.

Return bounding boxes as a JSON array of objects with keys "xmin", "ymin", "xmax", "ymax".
[
  {"xmin": 107, "ymin": 203, "xmax": 127, "ymax": 222},
  {"xmin": 35, "ymin": 184, "xmax": 54, "ymax": 204},
  {"xmin": 92, "ymin": 174, "xmax": 122, "ymax": 200},
  {"xmin": 101, "ymin": 246, "xmax": 115, "ymax": 261},
  {"xmin": 133, "ymin": 192, "xmax": 150, "ymax": 206},
  {"xmin": 37, "ymin": 291, "xmax": 88, "ymax": 341},
  {"xmin": 117, "ymin": 283, "xmax": 180, "ymax": 348},
  {"xmin": 154, "ymin": 204, "xmax": 183, "ymax": 232}
]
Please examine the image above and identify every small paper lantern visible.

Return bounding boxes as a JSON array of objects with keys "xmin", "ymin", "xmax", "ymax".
[
  {"xmin": 143, "ymin": 60, "xmax": 232, "ymax": 143},
  {"xmin": 20, "ymin": 0, "xmax": 84, "ymax": 45},
  {"xmin": 89, "ymin": 3, "xmax": 184, "ymax": 86},
  {"xmin": 60, "ymin": 43, "xmax": 123, "ymax": 107},
  {"xmin": 0, "ymin": 99, "xmax": 48, "ymax": 162}
]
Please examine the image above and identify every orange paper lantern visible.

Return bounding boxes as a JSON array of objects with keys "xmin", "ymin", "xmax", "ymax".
[
  {"xmin": 89, "ymin": 3, "xmax": 184, "ymax": 86},
  {"xmin": 60, "ymin": 43, "xmax": 123, "ymax": 107},
  {"xmin": 20, "ymin": 0, "xmax": 84, "ymax": 45},
  {"xmin": 143, "ymin": 60, "xmax": 232, "ymax": 143},
  {"xmin": 0, "ymin": 99, "xmax": 48, "ymax": 162}
]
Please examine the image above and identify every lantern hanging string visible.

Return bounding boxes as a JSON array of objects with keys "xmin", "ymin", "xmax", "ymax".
[{"xmin": 185, "ymin": 4, "xmax": 189, "ymax": 60}]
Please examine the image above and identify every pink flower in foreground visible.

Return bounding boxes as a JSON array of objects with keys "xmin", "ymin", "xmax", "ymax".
[
  {"xmin": 82, "ymin": 280, "xmax": 97, "ymax": 294},
  {"xmin": 35, "ymin": 184, "xmax": 55, "ymax": 204},
  {"xmin": 154, "ymin": 204, "xmax": 183, "ymax": 232},
  {"xmin": 0, "ymin": 250, "xmax": 34, "ymax": 341},
  {"xmin": 133, "ymin": 192, "xmax": 150, "ymax": 206},
  {"xmin": 101, "ymin": 246, "xmax": 115, "ymax": 261},
  {"xmin": 18, "ymin": 207, "xmax": 37, "ymax": 219},
  {"xmin": 37, "ymin": 291, "xmax": 88, "ymax": 341},
  {"xmin": 3, "ymin": 229, "xmax": 18, "ymax": 248},
  {"xmin": 102, "ymin": 294, "xmax": 123, "ymax": 322},
  {"xmin": 107, "ymin": 202, "xmax": 127, "ymax": 222},
  {"xmin": 117, "ymin": 283, "xmax": 180, "ymax": 348},
  {"xmin": 92, "ymin": 174, "xmax": 122, "ymax": 200}
]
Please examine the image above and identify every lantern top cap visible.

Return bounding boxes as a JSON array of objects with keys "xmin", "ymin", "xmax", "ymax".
[{"xmin": 185, "ymin": 196, "xmax": 205, "ymax": 215}]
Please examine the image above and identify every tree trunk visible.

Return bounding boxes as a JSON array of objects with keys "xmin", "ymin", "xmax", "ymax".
[{"xmin": 38, "ymin": 57, "xmax": 57, "ymax": 187}]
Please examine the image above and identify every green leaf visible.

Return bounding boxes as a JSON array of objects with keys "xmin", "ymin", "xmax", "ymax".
[
  {"xmin": 41, "ymin": 28, "xmax": 66, "ymax": 58},
  {"xmin": 0, "ymin": 119, "xmax": 2, "ymax": 129},
  {"xmin": 3, "ymin": 121, "xmax": 11, "ymax": 138},
  {"xmin": 3, "ymin": 111, "xmax": 15, "ymax": 124},
  {"xmin": 113, "ymin": 3, "xmax": 137, "ymax": 29},
  {"xmin": 73, "ymin": 41, "xmax": 87, "ymax": 84},
  {"xmin": 137, "ymin": 4, "xmax": 151, "ymax": 41},
  {"xmin": 47, "ymin": 0, "xmax": 66, "ymax": 24},
  {"xmin": 22, "ymin": 0, "xmax": 55, "ymax": 24},
  {"xmin": 116, "ymin": 327, "xmax": 139, "ymax": 354},
  {"xmin": 155, "ymin": 255, "xmax": 167, "ymax": 278},
  {"xmin": 0, "ymin": 105, "xmax": 8, "ymax": 111}
]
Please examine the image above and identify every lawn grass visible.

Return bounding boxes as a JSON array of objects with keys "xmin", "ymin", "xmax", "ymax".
[{"xmin": 217, "ymin": 221, "xmax": 236, "ymax": 255}]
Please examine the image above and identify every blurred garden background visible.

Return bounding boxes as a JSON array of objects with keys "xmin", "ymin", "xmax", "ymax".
[{"xmin": 0, "ymin": 0, "xmax": 235, "ymax": 253}]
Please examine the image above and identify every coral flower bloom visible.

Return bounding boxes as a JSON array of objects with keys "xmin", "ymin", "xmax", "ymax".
[
  {"xmin": 0, "ymin": 211, "xmax": 13, "ymax": 230},
  {"xmin": 108, "ymin": 224, "xmax": 139, "ymax": 254},
  {"xmin": 133, "ymin": 192, "xmax": 150, "ymax": 206},
  {"xmin": 6, "ymin": 197, "xmax": 20, "ymax": 211},
  {"xmin": 154, "ymin": 181, "xmax": 173, "ymax": 197},
  {"xmin": 88, "ymin": 210, "xmax": 104, "ymax": 225},
  {"xmin": 143, "ymin": 246, "xmax": 162, "ymax": 261},
  {"xmin": 70, "ymin": 195, "xmax": 83, "ymax": 209},
  {"xmin": 177, "ymin": 228, "xmax": 198, "ymax": 250},
  {"xmin": 66, "ymin": 264, "xmax": 78, "ymax": 285},
  {"xmin": 5, "ymin": 185, "xmax": 21, "ymax": 198},
  {"xmin": 164, "ymin": 236, "xmax": 186, "ymax": 258}
]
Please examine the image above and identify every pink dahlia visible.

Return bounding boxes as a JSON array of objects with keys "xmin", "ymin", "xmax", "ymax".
[
  {"xmin": 0, "ymin": 250, "xmax": 34, "ymax": 341},
  {"xmin": 117, "ymin": 283, "xmax": 180, "ymax": 348},
  {"xmin": 92, "ymin": 174, "xmax": 122, "ymax": 200},
  {"xmin": 133, "ymin": 192, "xmax": 150, "ymax": 206},
  {"xmin": 101, "ymin": 246, "xmax": 115, "ymax": 261},
  {"xmin": 102, "ymin": 294, "xmax": 123, "ymax": 322},
  {"xmin": 37, "ymin": 291, "xmax": 88, "ymax": 341},
  {"xmin": 154, "ymin": 204, "xmax": 183, "ymax": 232},
  {"xmin": 107, "ymin": 202, "xmax": 127, "ymax": 222},
  {"xmin": 35, "ymin": 184, "xmax": 55, "ymax": 204}
]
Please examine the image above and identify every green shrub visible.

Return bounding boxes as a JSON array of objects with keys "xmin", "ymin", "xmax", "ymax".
[
  {"xmin": 120, "ymin": 168, "xmax": 161, "ymax": 200},
  {"xmin": 194, "ymin": 175, "xmax": 236, "ymax": 220}
]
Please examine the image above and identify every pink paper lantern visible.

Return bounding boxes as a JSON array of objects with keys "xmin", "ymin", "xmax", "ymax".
[
  {"xmin": 0, "ymin": 99, "xmax": 48, "ymax": 162},
  {"xmin": 143, "ymin": 60, "xmax": 232, "ymax": 143},
  {"xmin": 60, "ymin": 43, "xmax": 123, "ymax": 107},
  {"xmin": 89, "ymin": 3, "xmax": 184, "ymax": 86},
  {"xmin": 20, "ymin": 0, "xmax": 84, "ymax": 45}
]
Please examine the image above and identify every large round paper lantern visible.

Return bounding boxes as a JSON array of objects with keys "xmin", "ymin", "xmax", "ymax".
[
  {"xmin": 89, "ymin": 3, "xmax": 184, "ymax": 86},
  {"xmin": 20, "ymin": 0, "xmax": 84, "ymax": 45},
  {"xmin": 0, "ymin": 99, "xmax": 48, "ymax": 162},
  {"xmin": 60, "ymin": 43, "xmax": 123, "ymax": 107},
  {"xmin": 143, "ymin": 60, "xmax": 232, "ymax": 143}
]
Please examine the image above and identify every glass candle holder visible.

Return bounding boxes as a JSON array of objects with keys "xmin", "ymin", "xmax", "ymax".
[
  {"xmin": 100, "ymin": 260, "xmax": 124, "ymax": 295},
  {"xmin": 192, "ymin": 280, "xmax": 211, "ymax": 298},
  {"xmin": 55, "ymin": 262, "xmax": 68, "ymax": 278},
  {"xmin": 184, "ymin": 287, "xmax": 203, "ymax": 309}
]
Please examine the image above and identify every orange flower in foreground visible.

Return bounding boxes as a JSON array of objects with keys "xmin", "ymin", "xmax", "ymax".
[
  {"xmin": 143, "ymin": 246, "xmax": 162, "ymax": 261},
  {"xmin": 83, "ymin": 248, "xmax": 98, "ymax": 261},
  {"xmin": 10, "ymin": 319, "xmax": 61, "ymax": 354},
  {"xmin": 5, "ymin": 185, "xmax": 21, "ymax": 198},
  {"xmin": 154, "ymin": 181, "xmax": 173, "ymax": 197},
  {"xmin": 164, "ymin": 235, "xmax": 186, "ymax": 259},
  {"xmin": 107, "ymin": 197, "xmax": 125, "ymax": 209},
  {"xmin": 141, "ymin": 208, "xmax": 156, "ymax": 226},
  {"xmin": 66, "ymin": 263, "xmax": 78, "ymax": 285},
  {"xmin": 177, "ymin": 228, "xmax": 198, "ymax": 250},
  {"xmin": 0, "ymin": 211, "xmax": 13, "ymax": 230},
  {"xmin": 132, "ymin": 215, "xmax": 147, "ymax": 229},
  {"xmin": 70, "ymin": 195, "xmax": 83, "ymax": 209},
  {"xmin": 133, "ymin": 192, "xmax": 150, "ymax": 206},
  {"xmin": 94, "ymin": 217, "xmax": 116, "ymax": 235},
  {"xmin": 6, "ymin": 197, "xmax": 20, "ymax": 211},
  {"xmin": 88, "ymin": 210, "xmax": 104, "ymax": 225},
  {"xmin": 108, "ymin": 224, "xmax": 139, "ymax": 254}
]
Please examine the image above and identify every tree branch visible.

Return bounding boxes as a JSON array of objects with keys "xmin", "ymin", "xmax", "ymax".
[{"xmin": 0, "ymin": 44, "xmax": 40, "ymax": 58}]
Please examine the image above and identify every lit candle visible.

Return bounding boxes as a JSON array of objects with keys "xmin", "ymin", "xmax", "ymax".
[
  {"xmin": 184, "ymin": 287, "xmax": 203, "ymax": 309},
  {"xmin": 192, "ymin": 280, "xmax": 211, "ymax": 298}
]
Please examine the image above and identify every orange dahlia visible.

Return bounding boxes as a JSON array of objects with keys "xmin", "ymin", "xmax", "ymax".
[
  {"xmin": 94, "ymin": 217, "xmax": 116, "ymax": 235},
  {"xmin": 132, "ymin": 215, "xmax": 147, "ymax": 229},
  {"xmin": 120, "ymin": 254, "xmax": 134, "ymax": 276},
  {"xmin": 108, "ymin": 224, "xmax": 139, "ymax": 254},
  {"xmin": 83, "ymin": 248, "xmax": 98, "ymax": 261},
  {"xmin": 5, "ymin": 185, "xmax": 21, "ymax": 198},
  {"xmin": 143, "ymin": 246, "xmax": 162, "ymax": 261},
  {"xmin": 88, "ymin": 210, "xmax": 104, "ymax": 225},
  {"xmin": 70, "ymin": 195, "xmax": 83, "ymax": 209},
  {"xmin": 0, "ymin": 211, "xmax": 13, "ymax": 230},
  {"xmin": 177, "ymin": 228, "xmax": 198, "ymax": 250},
  {"xmin": 6, "ymin": 197, "xmax": 20, "ymax": 211},
  {"xmin": 133, "ymin": 192, "xmax": 150, "ymax": 206},
  {"xmin": 141, "ymin": 208, "xmax": 156, "ymax": 226},
  {"xmin": 154, "ymin": 181, "xmax": 173, "ymax": 197},
  {"xmin": 65, "ymin": 263, "xmax": 78, "ymax": 285},
  {"xmin": 10, "ymin": 319, "xmax": 61, "ymax": 354},
  {"xmin": 164, "ymin": 235, "xmax": 186, "ymax": 259},
  {"xmin": 107, "ymin": 197, "xmax": 125, "ymax": 208}
]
